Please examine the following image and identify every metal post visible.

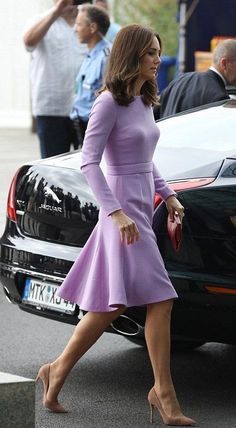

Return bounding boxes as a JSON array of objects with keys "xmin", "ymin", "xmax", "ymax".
[{"xmin": 178, "ymin": 0, "xmax": 187, "ymax": 73}]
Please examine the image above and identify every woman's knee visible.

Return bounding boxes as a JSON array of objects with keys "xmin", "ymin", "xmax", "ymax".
[
  {"xmin": 90, "ymin": 305, "xmax": 126, "ymax": 324},
  {"xmin": 111, "ymin": 305, "xmax": 127, "ymax": 321},
  {"xmin": 147, "ymin": 299, "xmax": 173, "ymax": 318}
]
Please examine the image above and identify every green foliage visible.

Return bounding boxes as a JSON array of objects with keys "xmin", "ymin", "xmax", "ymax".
[{"xmin": 113, "ymin": 0, "xmax": 179, "ymax": 56}]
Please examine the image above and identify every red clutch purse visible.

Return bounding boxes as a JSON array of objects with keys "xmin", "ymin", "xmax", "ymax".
[{"xmin": 167, "ymin": 213, "xmax": 182, "ymax": 252}]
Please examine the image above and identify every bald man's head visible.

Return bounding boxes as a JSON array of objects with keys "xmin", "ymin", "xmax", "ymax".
[{"xmin": 212, "ymin": 39, "xmax": 236, "ymax": 85}]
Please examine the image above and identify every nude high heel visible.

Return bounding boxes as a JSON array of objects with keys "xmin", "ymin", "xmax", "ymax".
[
  {"xmin": 35, "ymin": 363, "xmax": 67, "ymax": 413},
  {"xmin": 148, "ymin": 387, "xmax": 196, "ymax": 426}
]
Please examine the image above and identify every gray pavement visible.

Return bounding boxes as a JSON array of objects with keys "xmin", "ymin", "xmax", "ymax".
[{"xmin": 1, "ymin": 281, "xmax": 236, "ymax": 428}]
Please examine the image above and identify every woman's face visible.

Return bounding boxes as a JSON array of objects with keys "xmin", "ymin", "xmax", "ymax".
[{"xmin": 139, "ymin": 37, "xmax": 161, "ymax": 82}]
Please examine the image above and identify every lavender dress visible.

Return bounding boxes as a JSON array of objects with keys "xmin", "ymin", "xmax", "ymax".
[{"xmin": 57, "ymin": 91, "xmax": 178, "ymax": 312}]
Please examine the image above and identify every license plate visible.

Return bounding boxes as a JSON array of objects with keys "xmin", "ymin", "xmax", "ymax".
[{"xmin": 22, "ymin": 278, "xmax": 76, "ymax": 315}]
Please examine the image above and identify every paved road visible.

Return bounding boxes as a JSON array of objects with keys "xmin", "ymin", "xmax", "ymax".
[
  {"xmin": 0, "ymin": 129, "xmax": 236, "ymax": 428},
  {"xmin": 1, "ymin": 285, "xmax": 236, "ymax": 428}
]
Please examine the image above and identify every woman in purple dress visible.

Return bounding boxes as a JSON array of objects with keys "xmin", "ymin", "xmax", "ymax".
[{"xmin": 36, "ymin": 24, "xmax": 195, "ymax": 426}]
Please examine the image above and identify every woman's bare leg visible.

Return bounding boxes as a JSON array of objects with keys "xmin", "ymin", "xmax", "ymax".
[
  {"xmin": 145, "ymin": 300, "xmax": 184, "ymax": 417},
  {"xmin": 46, "ymin": 306, "xmax": 126, "ymax": 405}
]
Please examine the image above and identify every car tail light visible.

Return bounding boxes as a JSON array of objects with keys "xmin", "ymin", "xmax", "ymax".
[
  {"xmin": 154, "ymin": 193, "xmax": 162, "ymax": 208},
  {"xmin": 7, "ymin": 169, "xmax": 20, "ymax": 222},
  {"xmin": 206, "ymin": 285, "xmax": 236, "ymax": 295},
  {"xmin": 154, "ymin": 177, "xmax": 215, "ymax": 209}
]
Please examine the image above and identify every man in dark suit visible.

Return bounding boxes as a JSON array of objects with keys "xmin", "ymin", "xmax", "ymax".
[{"xmin": 156, "ymin": 39, "xmax": 236, "ymax": 119}]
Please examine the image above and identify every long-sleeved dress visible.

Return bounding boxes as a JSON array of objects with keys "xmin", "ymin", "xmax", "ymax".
[{"xmin": 57, "ymin": 91, "xmax": 178, "ymax": 312}]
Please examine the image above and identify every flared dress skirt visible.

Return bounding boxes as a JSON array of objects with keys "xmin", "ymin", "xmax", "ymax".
[{"xmin": 57, "ymin": 162, "xmax": 178, "ymax": 312}]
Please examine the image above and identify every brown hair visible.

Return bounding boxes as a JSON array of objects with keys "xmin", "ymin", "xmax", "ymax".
[{"xmin": 100, "ymin": 24, "xmax": 161, "ymax": 106}]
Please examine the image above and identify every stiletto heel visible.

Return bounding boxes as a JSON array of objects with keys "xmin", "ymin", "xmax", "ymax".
[
  {"xmin": 35, "ymin": 363, "xmax": 67, "ymax": 413},
  {"xmin": 148, "ymin": 387, "xmax": 196, "ymax": 426},
  {"xmin": 149, "ymin": 402, "xmax": 154, "ymax": 424}
]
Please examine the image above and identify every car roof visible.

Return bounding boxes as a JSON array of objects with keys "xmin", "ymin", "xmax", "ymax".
[{"xmin": 155, "ymin": 99, "xmax": 236, "ymax": 180}]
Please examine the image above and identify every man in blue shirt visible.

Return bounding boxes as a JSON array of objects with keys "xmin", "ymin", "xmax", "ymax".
[
  {"xmin": 71, "ymin": 4, "xmax": 111, "ymax": 145},
  {"xmin": 93, "ymin": 0, "xmax": 121, "ymax": 42}
]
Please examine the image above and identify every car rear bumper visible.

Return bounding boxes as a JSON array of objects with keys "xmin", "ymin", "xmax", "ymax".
[{"xmin": 1, "ymin": 241, "xmax": 236, "ymax": 345}]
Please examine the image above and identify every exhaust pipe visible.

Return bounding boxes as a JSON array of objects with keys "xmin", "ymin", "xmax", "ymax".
[{"xmin": 110, "ymin": 315, "xmax": 144, "ymax": 337}]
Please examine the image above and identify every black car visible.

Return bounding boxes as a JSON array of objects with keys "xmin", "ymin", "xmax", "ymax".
[{"xmin": 1, "ymin": 99, "xmax": 236, "ymax": 350}]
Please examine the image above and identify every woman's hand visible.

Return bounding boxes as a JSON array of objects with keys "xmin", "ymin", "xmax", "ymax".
[
  {"xmin": 165, "ymin": 195, "xmax": 185, "ymax": 222},
  {"xmin": 110, "ymin": 210, "xmax": 140, "ymax": 245}
]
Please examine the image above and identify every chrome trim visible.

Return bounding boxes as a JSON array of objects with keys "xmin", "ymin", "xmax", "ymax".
[
  {"xmin": 0, "ymin": 263, "xmax": 63, "ymax": 283},
  {"xmin": 1, "ymin": 237, "xmax": 81, "ymax": 260},
  {"xmin": 16, "ymin": 210, "xmax": 24, "ymax": 215},
  {"xmin": 3, "ymin": 286, "xmax": 12, "ymax": 303}
]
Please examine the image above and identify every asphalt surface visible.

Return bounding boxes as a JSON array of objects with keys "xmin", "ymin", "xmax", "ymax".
[{"xmin": 0, "ymin": 129, "xmax": 236, "ymax": 428}]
